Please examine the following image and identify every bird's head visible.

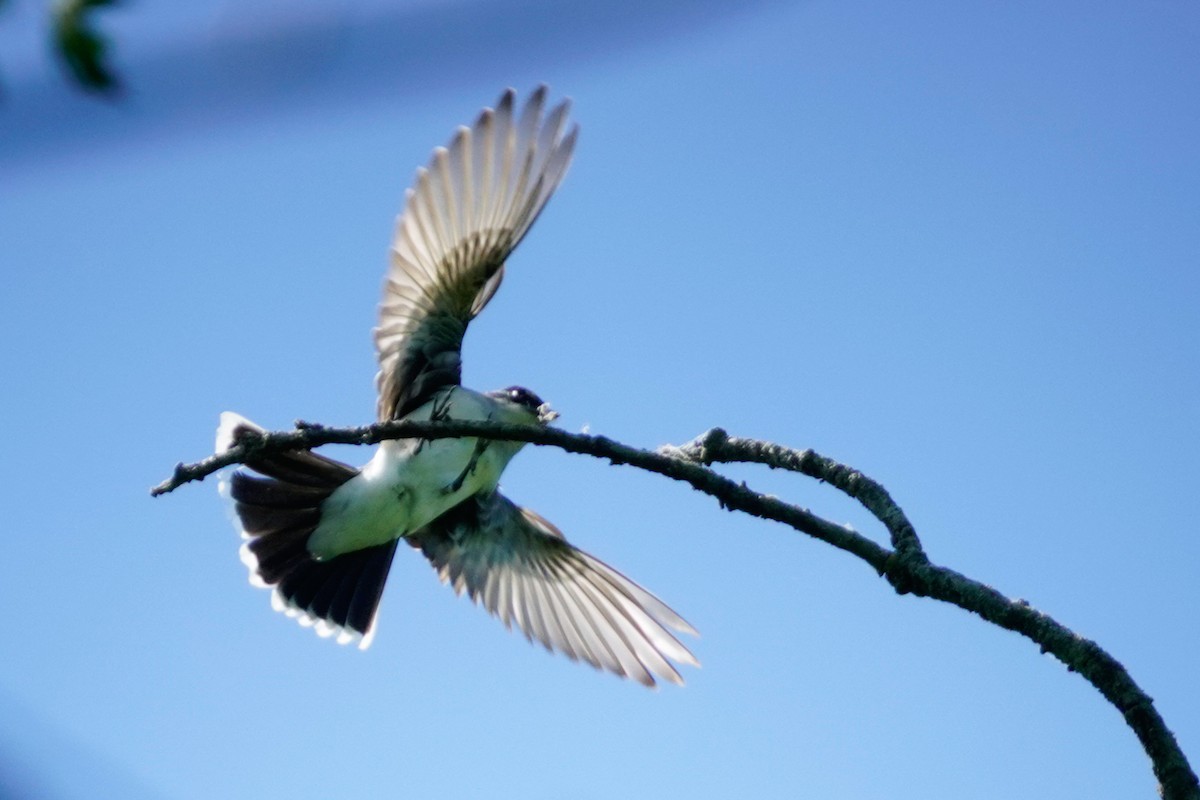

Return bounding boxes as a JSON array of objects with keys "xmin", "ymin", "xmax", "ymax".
[{"xmin": 487, "ymin": 386, "xmax": 560, "ymax": 425}]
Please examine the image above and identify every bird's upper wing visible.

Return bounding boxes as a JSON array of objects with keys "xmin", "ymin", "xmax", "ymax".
[
  {"xmin": 408, "ymin": 491, "xmax": 699, "ymax": 687},
  {"xmin": 374, "ymin": 86, "xmax": 578, "ymax": 420}
]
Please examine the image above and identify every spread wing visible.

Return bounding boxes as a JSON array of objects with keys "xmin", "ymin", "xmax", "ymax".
[
  {"xmin": 409, "ymin": 492, "xmax": 699, "ymax": 687},
  {"xmin": 374, "ymin": 85, "xmax": 578, "ymax": 420}
]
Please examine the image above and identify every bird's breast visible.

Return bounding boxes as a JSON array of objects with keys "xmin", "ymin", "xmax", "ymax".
[{"xmin": 306, "ymin": 388, "xmax": 526, "ymax": 560}]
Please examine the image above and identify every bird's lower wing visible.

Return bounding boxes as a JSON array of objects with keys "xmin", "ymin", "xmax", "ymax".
[{"xmin": 409, "ymin": 491, "xmax": 699, "ymax": 687}]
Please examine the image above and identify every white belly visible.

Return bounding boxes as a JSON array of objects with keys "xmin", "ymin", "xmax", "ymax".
[{"xmin": 307, "ymin": 388, "xmax": 525, "ymax": 559}]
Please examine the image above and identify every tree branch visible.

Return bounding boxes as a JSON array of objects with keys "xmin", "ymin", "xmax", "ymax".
[{"xmin": 152, "ymin": 418, "xmax": 1197, "ymax": 799}]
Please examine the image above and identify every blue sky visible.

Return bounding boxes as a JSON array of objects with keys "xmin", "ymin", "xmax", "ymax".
[{"xmin": 1, "ymin": 1, "xmax": 1197, "ymax": 798}]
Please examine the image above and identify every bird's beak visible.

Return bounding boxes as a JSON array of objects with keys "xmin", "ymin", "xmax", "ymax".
[{"xmin": 537, "ymin": 403, "xmax": 560, "ymax": 424}]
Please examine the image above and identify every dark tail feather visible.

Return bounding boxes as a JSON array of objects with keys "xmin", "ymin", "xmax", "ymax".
[{"xmin": 217, "ymin": 412, "xmax": 398, "ymax": 648}]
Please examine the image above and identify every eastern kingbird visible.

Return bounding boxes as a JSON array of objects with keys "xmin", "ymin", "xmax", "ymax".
[{"xmin": 216, "ymin": 87, "xmax": 698, "ymax": 686}]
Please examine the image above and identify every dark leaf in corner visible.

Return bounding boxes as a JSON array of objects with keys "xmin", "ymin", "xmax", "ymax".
[{"xmin": 52, "ymin": 0, "xmax": 121, "ymax": 94}]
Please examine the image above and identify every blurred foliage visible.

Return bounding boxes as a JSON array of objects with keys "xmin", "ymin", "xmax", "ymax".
[{"xmin": 52, "ymin": 0, "xmax": 120, "ymax": 94}]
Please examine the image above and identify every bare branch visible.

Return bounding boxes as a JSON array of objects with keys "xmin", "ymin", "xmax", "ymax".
[
  {"xmin": 662, "ymin": 428, "xmax": 926, "ymax": 560},
  {"xmin": 153, "ymin": 418, "xmax": 1198, "ymax": 799}
]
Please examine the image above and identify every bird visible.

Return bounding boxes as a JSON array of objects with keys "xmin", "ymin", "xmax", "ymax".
[{"xmin": 215, "ymin": 86, "xmax": 699, "ymax": 686}]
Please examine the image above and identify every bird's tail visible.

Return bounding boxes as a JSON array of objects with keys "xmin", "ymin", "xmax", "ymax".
[{"xmin": 216, "ymin": 413, "xmax": 398, "ymax": 648}]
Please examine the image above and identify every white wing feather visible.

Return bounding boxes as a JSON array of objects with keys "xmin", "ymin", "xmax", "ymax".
[
  {"xmin": 412, "ymin": 493, "xmax": 699, "ymax": 687},
  {"xmin": 375, "ymin": 86, "xmax": 578, "ymax": 420}
]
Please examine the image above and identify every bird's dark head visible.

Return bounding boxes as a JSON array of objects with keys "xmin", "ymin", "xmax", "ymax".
[{"xmin": 487, "ymin": 385, "xmax": 559, "ymax": 424}]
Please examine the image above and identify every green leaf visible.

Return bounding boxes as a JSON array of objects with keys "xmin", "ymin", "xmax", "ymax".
[{"xmin": 52, "ymin": 0, "xmax": 120, "ymax": 94}]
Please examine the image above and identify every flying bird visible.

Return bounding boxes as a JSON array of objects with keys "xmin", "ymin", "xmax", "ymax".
[{"xmin": 216, "ymin": 86, "xmax": 699, "ymax": 686}]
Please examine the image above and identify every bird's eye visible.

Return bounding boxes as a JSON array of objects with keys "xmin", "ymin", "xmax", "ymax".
[{"xmin": 503, "ymin": 386, "xmax": 543, "ymax": 411}]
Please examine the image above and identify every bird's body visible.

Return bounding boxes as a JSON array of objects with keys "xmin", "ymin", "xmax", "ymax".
[
  {"xmin": 217, "ymin": 87, "xmax": 698, "ymax": 685},
  {"xmin": 307, "ymin": 388, "xmax": 528, "ymax": 559}
]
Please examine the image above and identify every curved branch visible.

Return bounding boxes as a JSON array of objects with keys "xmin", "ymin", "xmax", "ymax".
[
  {"xmin": 153, "ymin": 418, "xmax": 892, "ymax": 569},
  {"xmin": 152, "ymin": 418, "xmax": 1197, "ymax": 799},
  {"xmin": 661, "ymin": 428, "xmax": 926, "ymax": 560}
]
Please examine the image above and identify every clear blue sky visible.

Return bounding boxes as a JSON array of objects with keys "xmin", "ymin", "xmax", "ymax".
[{"xmin": 1, "ymin": 1, "xmax": 1197, "ymax": 798}]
